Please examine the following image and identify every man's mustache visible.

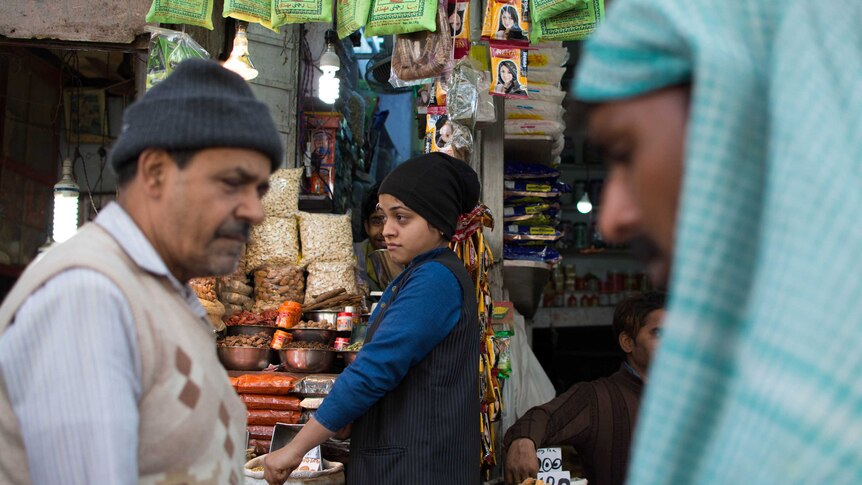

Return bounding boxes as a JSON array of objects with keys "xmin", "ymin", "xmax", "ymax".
[{"xmin": 215, "ymin": 221, "xmax": 251, "ymax": 241}]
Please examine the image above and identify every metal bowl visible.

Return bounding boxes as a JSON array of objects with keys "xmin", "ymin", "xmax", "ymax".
[
  {"xmin": 302, "ymin": 310, "xmax": 339, "ymax": 326},
  {"xmin": 225, "ymin": 325, "xmax": 277, "ymax": 338},
  {"xmin": 340, "ymin": 350, "xmax": 359, "ymax": 366},
  {"xmin": 287, "ymin": 328, "xmax": 336, "ymax": 345},
  {"xmin": 217, "ymin": 346, "xmax": 270, "ymax": 371},
  {"xmin": 279, "ymin": 348, "xmax": 335, "ymax": 373}
]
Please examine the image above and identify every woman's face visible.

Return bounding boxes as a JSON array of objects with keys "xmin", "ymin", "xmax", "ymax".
[
  {"xmin": 449, "ymin": 12, "xmax": 462, "ymax": 35},
  {"xmin": 378, "ymin": 194, "xmax": 446, "ymax": 264},
  {"xmin": 500, "ymin": 64, "xmax": 514, "ymax": 85},
  {"xmin": 439, "ymin": 122, "xmax": 454, "ymax": 144},
  {"xmin": 501, "ymin": 9, "xmax": 515, "ymax": 29}
]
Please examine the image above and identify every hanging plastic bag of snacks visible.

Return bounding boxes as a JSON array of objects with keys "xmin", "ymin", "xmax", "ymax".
[
  {"xmin": 425, "ymin": 110, "xmax": 474, "ymax": 162},
  {"xmin": 390, "ymin": 1, "xmax": 453, "ymax": 86},
  {"xmin": 488, "ymin": 0, "xmax": 531, "ymax": 47},
  {"xmin": 531, "ymin": 0, "xmax": 604, "ymax": 43},
  {"xmin": 447, "ymin": 59, "xmax": 481, "ymax": 126},
  {"xmin": 145, "ymin": 26, "xmax": 210, "ymax": 91},
  {"xmin": 337, "ymin": 0, "xmax": 372, "ymax": 38},
  {"xmin": 490, "ymin": 47, "xmax": 528, "ymax": 98},
  {"xmin": 261, "ymin": 168, "xmax": 302, "ymax": 217},
  {"xmin": 247, "ymin": 216, "xmax": 301, "ymax": 271},
  {"xmin": 223, "ymin": 0, "xmax": 276, "ymax": 30},
  {"xmin": 146, "ymin": 0, "xmax": 215, "ymax": 29},
  {"xmin": 364, "ymin": 0, "xmax": 438, "ymax": 36},
  {"xmin": 447, "ymin": 0, "xmax": 471, "ymax": 59},
  {"xmin": 272, "ymin": 0, "xmax": 333, "ymax": 26}
]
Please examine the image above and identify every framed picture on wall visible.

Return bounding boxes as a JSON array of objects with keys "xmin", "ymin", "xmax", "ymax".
[{"xmin": 64, "ymin": 88, "xmax": 108, "ymax": 144}]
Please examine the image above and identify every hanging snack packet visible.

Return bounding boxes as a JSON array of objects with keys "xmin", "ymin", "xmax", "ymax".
[
  {"xmin": 531, "ymin": 0, "xmax": 604, "ymax": 43},
  {"xmin": 337, "ymin": 0, "xmax": 371, "ymax": 38},
  {"xmin": 532, "ymin": 0, "xmax": 586, "ymax": 23},
  {"xmin": 435, "ymin": 73, "xmax": 450, "ymax": 107},
  {"xmin": 481, "ymin": 0, "xmax": 494, "ymax": 40},
  {"xmin": 416, "ymin": 83, "xmax": 434, "ymax": 114},
  {"xmin": 223, "ymin": 0, "xmax": 276, "ymax": 30},
  {"xmin": 489, "ymin": 0, "xmax": 530, "ymax": 47},
  {"xmin": 390, "ymin": 1, "xmax": 452, "ymax": 85},
  {"xmin": 425, "ymin": 109, "xmax": 473, "ymax": 161},
  {"xmin": 146, "ymin": 0, "xmax": 215, "ymax": 29},
  {"xmin": 490, "ymin": 48, "xmax": 528, "ymax": 98},
  {"xmin": 365, "ymin": 0, "xmax": 438, "ymax": 36},
  {"xmin": 145, "ymin": 26, "xmax": 210, "ymax": 91},
  {"xmin": 446, "ymin": 59, "xmax": 480, "ymax": 126},
  {"xmin": 448, "ymin": 0, "xmax": 471, "ymax": 59},
  {"xmin": 272, "ymin": 0, "xmax": 332, "ymax": 26}
]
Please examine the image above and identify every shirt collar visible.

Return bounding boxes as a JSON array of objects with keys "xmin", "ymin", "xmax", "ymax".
[
  {"xmin": 94, "ymin": 202, "xmax": 206, "ymax": 318},
  {"xmin": 406, "ymin": 246, "xmax": 450, "ymax": 267}
]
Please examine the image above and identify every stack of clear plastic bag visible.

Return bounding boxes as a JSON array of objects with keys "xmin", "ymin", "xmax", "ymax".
[
  {"xmin": 145, "ymin": 26, "xmax": 209, "ymax": 91},
  {"xmin": 504, "ymin": 179, "xmax": 571, "ymax": 197},
  {"xmin": 503, "ymin": 244, "xmax": 562, "ymax": 264},
  {"xmin": 528, "ymin": 66, "xmax": 567, "ymax": 87},
  {"xmin": 505, "ymin": 119, "xmax": 565, "ymax": 137},
  {"xmin": 505, "ymin": 101, "xmax": 565, "ymax": 121},
  {"xmin": 524, "ymin": 84, "xmax": 567, "ymax": 103},
  {"xmin": 390, "ymin": 1, "xmax": 453, "ymax": 87},
  {"xmin": 527, "ymin": 47, "xmax": 570, "ymax": 68},
  {"xmin": 504, "ymin": 224, "xmax": 563, "ymax": 242}
]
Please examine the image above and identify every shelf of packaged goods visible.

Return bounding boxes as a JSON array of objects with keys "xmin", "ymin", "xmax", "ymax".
[
  {"xmin": 557, "ymin": 247, "xmax": 636, "ymax": 258},
  {"xmin": 531, "ymin": 306, "xmax": 615, "ymax": 328}
]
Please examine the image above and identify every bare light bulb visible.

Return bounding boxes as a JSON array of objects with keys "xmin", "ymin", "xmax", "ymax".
[
  {"xmin": 223, "ymin": 22, "xmax": 259, "ymax": 81},
  {"xmin": 576, "ymin": 192, "xmax": 593, "ymax": 214},
  {"xmin": 53, "ymin": 159, "xmax": 80, "ymax": 243},
  {"xmin": 318, "ymin": 34, "xmax": 340, "ymax": 104}
]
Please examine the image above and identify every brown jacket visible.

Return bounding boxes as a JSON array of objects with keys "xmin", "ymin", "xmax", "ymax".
[{"xmin": 504, "ymin": 365, "xmax": 643, "ymax": 485}]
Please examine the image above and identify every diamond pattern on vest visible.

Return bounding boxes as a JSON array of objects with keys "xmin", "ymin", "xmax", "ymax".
[
  {"xmin": 179, "ymin": 380, "xmax": 201, "ymax": 409},
  {"xmin": 224, "ymin": 434, "xmax": 234, "ymax": 456},
  {"xmin": 176, "ymin": 348, "xmax": 192, "ymax": 376},
  {"xmin": 219, "ymin": 402, "xmax": 229, "ymax": 427},
  {"xmin": 229, "ymin": 470, "xmax": 239, "ymax": 485}
]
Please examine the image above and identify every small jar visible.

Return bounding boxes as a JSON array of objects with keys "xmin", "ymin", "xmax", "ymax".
[
  {"xmin": 276, "ymin": 301, "xmax": 302, "ymax": 329},
  {"xmin": 334, "ymin": 337, "xmax": 351, "ymax": 351},
  {"xmin": 271, "ymin": 329, "xmax": 293, "ymax": 350},
  {"xmin": 336, "ymin": 312, "xmax": 354, "ymax": 332}
]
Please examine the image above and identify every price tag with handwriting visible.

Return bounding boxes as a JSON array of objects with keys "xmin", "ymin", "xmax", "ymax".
[
  {"xmin": 538, "ymin": 470, "xmax": 571, "ymax": 484},
  {"xmin": 536, "ymin": 447, "xmax": 562, "ymax": 472}
]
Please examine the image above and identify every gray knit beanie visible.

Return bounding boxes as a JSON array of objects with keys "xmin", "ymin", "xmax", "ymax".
[{"xmin": 109, "ymin": 59, "xmax": 283, "ymax": 173}]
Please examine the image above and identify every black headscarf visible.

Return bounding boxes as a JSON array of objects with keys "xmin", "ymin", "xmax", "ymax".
[{"xmin": 378, "ymin": 153, "xmax": 480, "ymax": 239}]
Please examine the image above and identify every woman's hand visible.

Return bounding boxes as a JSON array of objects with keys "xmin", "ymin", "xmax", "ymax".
[{"xmin": 264, "ymin": 445, "xmax": 303, "ymax": 485}]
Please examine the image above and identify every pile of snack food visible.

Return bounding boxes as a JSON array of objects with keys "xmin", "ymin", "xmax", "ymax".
[
  {"xmin": 231, "ymin": 373, "xmax": 339, "ymax": 456},
  {"xmin": 217, "ymin": 332, "xmax": 272, "ymax": 349},
  {"xmin": 187, "ymin": 168, "xmax": 365, "ymax": 332}
]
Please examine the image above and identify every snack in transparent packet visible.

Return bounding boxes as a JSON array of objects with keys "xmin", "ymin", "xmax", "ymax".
[
  {"xmin": 297, "ymin": 212, "xmax": 354, "ymax": 264},
  {"xmin": 446, "ymin": 58, "xmax": 481, "ymax": 127},
  {"xmin": 145, "ymin": 26, "xmax": 210, "ymax": 91},
  {"xmin": 247, "ymin": 216, "xmax": 300, "ymax": 270},
  {"xmin": 261, "ymin": 168, "xmax": 302, "ymax": 217},
  {"xmin": 305, "ymin": 260, "xmax": 358, "ymax": 303},
  {"xmin": 390, "ymin": 1, "xmax": 453, "ymax": 87},
  {"xmin": 425, "ymin": 111, "xmax": 474, "ymax": 162},
  {"xmin": 253, "ymin": 264, "xmax": 305, "ymax": 312}
]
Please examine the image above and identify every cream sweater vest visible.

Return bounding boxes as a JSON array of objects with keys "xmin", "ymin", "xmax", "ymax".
[{"xmin": 0, "ymin": 224, "xmax": 247, "ymax": 484}]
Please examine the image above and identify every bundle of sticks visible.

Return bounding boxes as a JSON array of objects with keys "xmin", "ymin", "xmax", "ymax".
[{"xmin": 303, "ymin": 288, "xmax": 363, "ymax": 311}]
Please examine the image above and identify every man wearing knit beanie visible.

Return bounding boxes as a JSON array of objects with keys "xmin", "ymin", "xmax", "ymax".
[{"xmin": 0, "ymin": 59, "xmax": 281, "ymax": 484}]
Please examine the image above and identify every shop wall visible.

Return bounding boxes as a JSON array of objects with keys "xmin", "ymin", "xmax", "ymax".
[{"xmin": 0, "ymin": 0, "xmax": 149, "ymax": 43}]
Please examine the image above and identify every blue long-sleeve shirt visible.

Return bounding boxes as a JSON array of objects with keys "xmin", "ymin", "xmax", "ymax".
[{"xmin": 314, "ymin": 247, "xmax": 463, "ymax": 432}]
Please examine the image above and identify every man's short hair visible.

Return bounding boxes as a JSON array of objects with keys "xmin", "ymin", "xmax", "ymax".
[
  {"xmin": 612, "ymin": 291, "xmax": 667, "ymax": 340},
  {"xmin": 114, "ymin": 149, "xmax": 198, "ymax": 187}
]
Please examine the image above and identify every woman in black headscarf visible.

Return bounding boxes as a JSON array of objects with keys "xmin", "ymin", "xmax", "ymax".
[{"xmin": 265, "ymin": 153, "xmax": 482, "ymax": 485}]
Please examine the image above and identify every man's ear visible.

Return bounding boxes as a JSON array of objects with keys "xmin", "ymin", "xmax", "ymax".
[
  {"xmin": 619, "ymin": 331, "xmax": 635, "ymax": 354},
  {"xmin": 136, "ymin": 149, "xmax": 170, "ymax": 196}
]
